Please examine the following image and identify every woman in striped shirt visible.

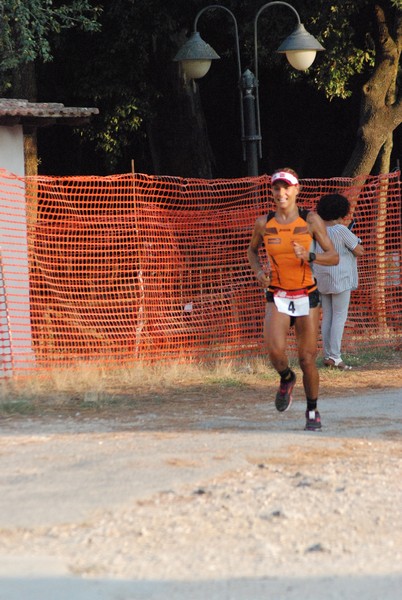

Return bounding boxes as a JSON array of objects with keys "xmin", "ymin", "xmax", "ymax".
[{"xmin": 314, "ymin": 193, "xmax": 364, "ymax": 370}]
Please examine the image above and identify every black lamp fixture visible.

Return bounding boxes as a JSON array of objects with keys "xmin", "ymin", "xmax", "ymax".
[{"xmin": 174, "ymin": 1, "xmax": 324, "ymax": 177}]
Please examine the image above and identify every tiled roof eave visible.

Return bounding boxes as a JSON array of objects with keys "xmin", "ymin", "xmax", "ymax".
[
  {"xmin": 0, "ymin": 99, "xmax": 99, "ymax": 127},
  {"xmin": 0, "ymin": 115, "xmax": 96, "ymax": 127}
]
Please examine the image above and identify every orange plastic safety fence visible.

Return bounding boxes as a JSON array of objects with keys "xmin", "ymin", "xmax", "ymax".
[{"xmin": 0, "ymin": 169, "xmax": 401, "ymax": 373}]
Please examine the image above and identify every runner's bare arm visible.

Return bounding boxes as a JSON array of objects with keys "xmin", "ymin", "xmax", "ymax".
[
  {"xmin": 293, "ymin": 212, "xmax": 339, "ymax": 266},
  {"xmin": 247, "ymin": 216, "xmax": 271, "ymax": 286}
]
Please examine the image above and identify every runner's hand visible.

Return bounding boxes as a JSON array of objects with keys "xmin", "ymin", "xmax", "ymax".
[
  {"xmin": 292, "ymin": 241, "xmax": 306, "ymax": 261},
  {"xmin": 256, "ymin": 270, "xmax": 270, "ymax": 287}
]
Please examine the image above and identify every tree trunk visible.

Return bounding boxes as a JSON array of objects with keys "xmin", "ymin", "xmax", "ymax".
[
  {"xmin": 24, "ymin": 127, "xmax": 38, "ymax": 177},
  {"xmin": 342, "ymin": 5, "xmax": 402, "ymax": 339},
  {"xmin": 342, "ymin": 4, "xmax": 402, "ymax": 178},
  {"xmin": 12, "ymin": 62, "xmax": 37, "ymax": 101},
  {"xmin": 147, "ymin": 29, "xmax": 214, "ymax": 179},
  {"xmin": 148, "ymin": 73, "xmax": 215, "ymax": 178},
  {"xmin": 374, "ymin": 132, "xmax": 393, "ymax": 174}
]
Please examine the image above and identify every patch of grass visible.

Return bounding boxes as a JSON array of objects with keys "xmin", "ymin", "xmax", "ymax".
[
  {"xmin": 206, "ymin": 376, "xmax": 247, "ymax": 388},
  {"xmin": 0, "ymin": 399, "xmax": 36, "ymax": 415},
  {"xmin": 316, "ymin": 346, "xmax": 400, "ymax": 370},
  {"xmin": 0, "ymin": 348, "xmax": 400, "ymax": 416},
  {"xmin": 347, "ymin": 346, "xmax": 399, "ymax": 366}
]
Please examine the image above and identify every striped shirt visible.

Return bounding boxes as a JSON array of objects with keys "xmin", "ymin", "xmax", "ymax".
[{"xmin": 314, "ymin": 224, "xmax": 361, "ymax": 294}]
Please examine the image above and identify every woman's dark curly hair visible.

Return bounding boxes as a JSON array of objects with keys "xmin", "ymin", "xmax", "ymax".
[{"xmin": 316, "ymin": 193, "xmax": 350, "ymax": 221}]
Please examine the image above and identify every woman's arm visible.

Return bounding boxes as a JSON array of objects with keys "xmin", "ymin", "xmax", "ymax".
[
  {"xmin": 292, "ymin": 212, "xmax": 339, "ymax": 266},
  {"xmin": 352, "ymin": 243, "xmax": 364, "ymax": 257},
  {"xmin": 247, "ymin": 216, "xmax": 271, "ymax": 287}
]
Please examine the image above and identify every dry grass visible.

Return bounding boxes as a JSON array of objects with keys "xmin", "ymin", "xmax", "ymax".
[{"xmin": 0, "ymin": 349, "xmax": 401, "ymax": 418}]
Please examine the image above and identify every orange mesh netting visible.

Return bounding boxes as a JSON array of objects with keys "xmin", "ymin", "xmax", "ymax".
[{"xmin": 0, "ymin": 169, "xmax": 401, "ymax": 373}]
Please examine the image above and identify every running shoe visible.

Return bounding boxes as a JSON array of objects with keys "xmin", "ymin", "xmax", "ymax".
[
  {"xmin": 275, "ymin": 370, "xmax": 296, "ymax": 412},
  {"xmin": 304, "ymin": 410, "xmax": 322, "ymax": 431}
]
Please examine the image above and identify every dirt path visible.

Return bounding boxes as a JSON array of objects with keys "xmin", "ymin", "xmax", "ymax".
[{"xmin": 0, "ymin": 373, "xmax": 401, "ymax": 599}]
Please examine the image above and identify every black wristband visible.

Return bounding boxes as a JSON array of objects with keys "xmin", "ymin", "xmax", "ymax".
[{"xmin": 308, "ymin": 252, "xmax": 316, "ymax": 263}]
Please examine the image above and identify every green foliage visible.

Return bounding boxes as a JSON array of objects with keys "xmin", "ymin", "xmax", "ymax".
[
  {"xmin": 79, "ymin": 96, "xmax": 144, "ymax": 170},
  {"xmin": 0, "ymin": 0, "xmax": 102, "ymax": 92},
  {"xmin": 309, "ymin": 1, "xmax": 381, "ymax": 99}
]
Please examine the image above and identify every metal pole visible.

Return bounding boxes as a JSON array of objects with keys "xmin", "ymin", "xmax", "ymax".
[
  {"xmin": 241, "ymin": 69, "xmax": 260, "ymax": 177},
  {"xmin": 253, "ymin": 2, "xmax": 303, "ymax": 159},
  {"xmin": 180, "ymin": 2, "xmax": 316, "ymax": 177}
]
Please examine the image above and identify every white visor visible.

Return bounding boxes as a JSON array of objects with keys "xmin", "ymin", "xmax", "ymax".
[{"xmin": 271, "ymin": 171, "xmax": 299, "ymax": 186}]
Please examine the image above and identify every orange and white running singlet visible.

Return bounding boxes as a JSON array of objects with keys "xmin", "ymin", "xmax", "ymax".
[{"xmin": 263, "ymin": 209, "xmax": 316, "ymax": 291}]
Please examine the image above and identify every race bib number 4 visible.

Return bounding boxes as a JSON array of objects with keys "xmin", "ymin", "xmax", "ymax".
[{"xmin": 273, "ymin": 289, "xmax": 310, "ymax": 317}]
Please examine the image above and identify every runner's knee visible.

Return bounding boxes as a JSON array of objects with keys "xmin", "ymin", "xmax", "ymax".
[{"xmin": 299, "ymin": 351, "xmax": 318, "ymax": 371}]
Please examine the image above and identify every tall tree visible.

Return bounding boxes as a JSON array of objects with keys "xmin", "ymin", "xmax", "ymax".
[
  {"xmin": 310, "ymin": 0, "xmax": 402, "ymax": 177},
  {"xmin": 0, "ymin": 0, "xmax": 102, "ymax": 97}
]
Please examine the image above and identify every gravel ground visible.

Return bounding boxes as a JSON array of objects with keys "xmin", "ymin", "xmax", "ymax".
[{"xmin": 0, "ymin": 384, "xmax": 401, "ymax": 600}]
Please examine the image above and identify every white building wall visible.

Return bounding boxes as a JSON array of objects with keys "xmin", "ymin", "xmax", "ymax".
[
  {"xmin": 0, "ymin": 126, "xmax": 34, "ymax": 373},
  {"xmin": 0, "ymin": 125, "xmax": 25, "ymax": 176}
]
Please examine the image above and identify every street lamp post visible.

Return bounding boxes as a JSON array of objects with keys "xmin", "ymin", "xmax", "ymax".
[{"xmin": 174, "ymin": 1, "xmax": 324, "ymax": 177}]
